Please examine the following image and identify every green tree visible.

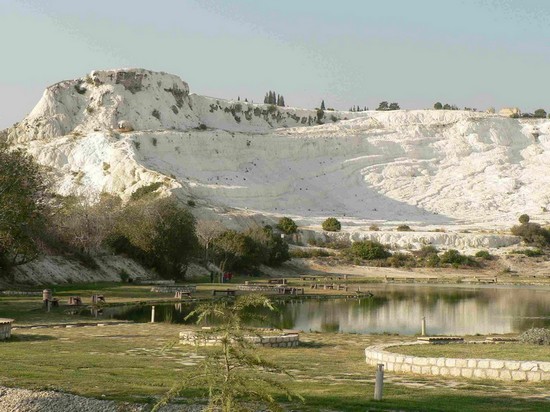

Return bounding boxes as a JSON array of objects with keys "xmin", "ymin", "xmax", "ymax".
[
  {"xmin": 321, "ymin": 100, "xmax": 326, "ymax": 110},
  {"xmin": 519, "ymin": 214, "xmax": 530, "ymax": 224},
  {"xmin": 155, "ymin": 295, "xmax": 302, "ymax": 412},
  {"xmin": 348, "ymin": 240, "xmax": 390, "ymax": 260},
  {"xmin": 443, "ymin": 103, "xmax": 451, "ymax": 110},
  {"xmin": 277, "ymin": 217, "xmax": 298, "ymax": 234},
  {"xmin": 108, "ymin": 198, "xmax": 198, "ymax": 280},
  {"xmin": 377, "ymin": 101, "xmax": 389, "ymax": 111},
  {"xmin": 534, "ymin": 109, "xmax": 547, "ymax": 119},
  {"xmin": 0, "ymin": 147, "xmax": 47, "ymax": 272},
  {"xmin": 434, "ymin": 102, "xmax": 443, "ymax": 110},
  {"xmin": 322, "ymin": 217, "xmax": 341, "ymax": 232},
  {"xmin": 316, "ymin": 108, "xmax": 325, "ymax": 123},
  {"xmin": 511, "ymin": 222, "xmax": 550, "ymax": 246},
  {"xmin": 389, "ymin": 102, "xmax": 400, "ymax": 110}
]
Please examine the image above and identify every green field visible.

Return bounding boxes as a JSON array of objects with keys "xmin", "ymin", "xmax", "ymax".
[{"xmin": 1, "ymin": 283, "xmax": 549, "ymax": 411}]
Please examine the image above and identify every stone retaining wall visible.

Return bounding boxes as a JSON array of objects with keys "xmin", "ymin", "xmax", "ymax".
[
  {"xmin": 150, "ymin": 285, "xmax": 197, "ymax": 293},
  {"xmin": 0, "ymin": 318, "xmax": 14, "ymax": 340},
  {"xmin": 236, "ymin": 284, "xmax": 277, "ymax": 292},
  {"xmin": 365, "ymin": 342, "xmax": 550, "ymax": 382},
  {"xmin": 179, "ymin": 330, "xmax": 299, "ymax": 348},
  {"xmin": 0, "ymin": 291, "xmax": 42, "ymax": 296}
]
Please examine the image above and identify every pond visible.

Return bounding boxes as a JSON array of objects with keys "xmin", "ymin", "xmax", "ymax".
[{"xmin": 86, "ymin": 284, "xmax": 550, "ymax": 336}]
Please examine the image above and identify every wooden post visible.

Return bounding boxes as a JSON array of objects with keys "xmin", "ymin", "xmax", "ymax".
[
  {"xmin": 151, "ymin": 306, "xmax": 156, "ymax": 323},
  {"xmin": 421, "ymin": 316, "xmax": 426, "ymax": 336},
  {"xmin": 374, "ymin": 364, "xmax": 384, "ymax": 401}
]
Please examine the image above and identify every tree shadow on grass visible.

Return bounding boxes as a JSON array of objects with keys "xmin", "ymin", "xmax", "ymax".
[
  {"xmin": 300, "ymin": 392, "xmax": 550, "ymax": 412},
  {"xmin": 3, "ymin": 334, "xmax": 57, "ymax": 343},
  {"xmin": 298, "ymin": 340, "xmax": 332, "ymax": 348}
]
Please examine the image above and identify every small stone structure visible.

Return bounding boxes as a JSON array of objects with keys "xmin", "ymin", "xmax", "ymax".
[
  {"xmin": 0, "ymin": 318, "xmax": 14, "ymax": 340},
  {"xmin": 150, "ymin": 285, "xmax": 196, "ymax": 293},
  {"xmin": 365, "ymin": 342, "xmax": 550, "ymax": 382},
  {"xmin": 179, "ymin": 329, "xmax": 299, "ymax": 348}
]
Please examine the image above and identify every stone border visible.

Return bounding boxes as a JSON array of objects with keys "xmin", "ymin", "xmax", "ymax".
[
  {"xmin": 150, "ymin": 285, "xmax": 197, "ymax": 293},
  {"xmin": 365, "ymin": 341, "xmax": 550, "ymax": 382},
  {"xmin": 179, "ymin": 330, "xmax": 299, "ymax": 348},
  {"xmin": 0, "ymin": 318, "xmax": 14, "ymax": 340}
]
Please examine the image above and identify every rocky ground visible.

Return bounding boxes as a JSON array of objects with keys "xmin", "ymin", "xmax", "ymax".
[{"xmin": 0, "ymin": 386, "xmax": 200, "ymax": 412}]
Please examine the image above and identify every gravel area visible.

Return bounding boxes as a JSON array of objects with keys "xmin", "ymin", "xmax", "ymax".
[{"xmin": 0, "ymin": 386, "xmax": 203, "ymax": 412}]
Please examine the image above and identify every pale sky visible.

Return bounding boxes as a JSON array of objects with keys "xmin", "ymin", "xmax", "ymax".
[{"xmin": 1, "ymin": 0, "xmax": 549, "ymax": 128}]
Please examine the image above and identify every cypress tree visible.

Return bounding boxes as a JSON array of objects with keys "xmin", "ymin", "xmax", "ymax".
[{"xmin": 321, "ymin": 100, "xmax": 326, "ymax": 110}]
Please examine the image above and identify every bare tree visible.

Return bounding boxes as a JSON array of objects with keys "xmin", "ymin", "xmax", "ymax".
[{"xmin": 196, "ymin": 220, "xmax": 224, "ymax": 266}]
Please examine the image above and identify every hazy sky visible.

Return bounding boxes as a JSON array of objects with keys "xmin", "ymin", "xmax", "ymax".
[{"xmin": 1, "ymin": 0, "xmax": 549, "ymax": 128}]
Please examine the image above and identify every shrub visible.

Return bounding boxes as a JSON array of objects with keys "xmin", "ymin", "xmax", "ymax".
[
  {"xmin": 322, "ymin": 217, "xmax": 341, "ymax": 232},
  {"xmin": 475, "ymin": 250, "xmax": 493, "ymax": 260},
  {"xmin": 519, "ymin": 328, "xmax": 550, "ymax": 345},
  {"xmin": 396, "ymin": 224, "xmax": 412, "ymax": 232},
  {"xmin": 290, "ymin": 249, "xmax": 331, "ymax": 258},
  {"xmin": 387, "ymin": 252, "xmax": 415, "ymax": 268},
  {"xmin": 151, "ymin": 137, "xmax": 158, "ymax": 146},
  {"xmin": 417, "ymin": 245, "xmax": 438, "ymax": 257},
  {"xmin": 348, "ymin": 240, "xmax": 390, "ymax": 260},
  {"xmin": 511, "ymin": 222, "xmax": 550, "ymax": 246},
  {"xmin": 119, "ymin": 269, "xmax": 130, "ymax": 283},
  {"xmin": 510, "ymin": 248, "xmax": 543, "ymax": 257},
  {"xmin": 519, "ymin": 214, "xmax": 530, "ymax": 224},
  {"xmin": 277, "ymin": 217, "xmax": 298, "ymax": 235},
  {"xmin": 187, "ymin": 199, "xmax": 196, "ymax": 207},
  {"xmin": 369, "ymin": 224, "xmax": 380, "ymax": 231},
  {"xmin": 196, "ymin": 123, "xmax": 207, "ymax": 130},
  {"xmin": 130, "ymin": 182, "xmax": 163, "ymax": 201},
  {"xmin": 439, "ymin": 249, "xmax": 477, "ymax": 267}
]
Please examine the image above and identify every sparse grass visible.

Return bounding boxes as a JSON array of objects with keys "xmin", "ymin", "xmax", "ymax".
[
  {"xmin": 390, "ymin": 342, "xmax": 550, "ymax": 362},
  {"xmin": 1, "ymin": 326, "xmax": 549, "ymax": 411}
]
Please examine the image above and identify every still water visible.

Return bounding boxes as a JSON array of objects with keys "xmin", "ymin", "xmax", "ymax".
[{"xmin": 91, "ymin": 285, "xmax": 550, "ymax": 336}]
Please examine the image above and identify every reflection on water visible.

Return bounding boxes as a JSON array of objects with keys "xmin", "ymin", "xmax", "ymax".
[{"xmin": 91, "ymin": 285, "xmax": 550, "ymax": 335}]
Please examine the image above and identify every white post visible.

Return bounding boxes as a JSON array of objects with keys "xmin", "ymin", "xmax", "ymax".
[
  {"xmin": 374, "ymin": 363, "xmax": 384, "ymax": 401},
  {"xmin": 151, "ymin": 305, "xmax": 156, "ymax": 323},
  {"xmin": 421, "ymin": 316, "xmax": 426, "ymax": 336}
]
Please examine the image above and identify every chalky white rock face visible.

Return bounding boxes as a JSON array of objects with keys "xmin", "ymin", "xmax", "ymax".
[{"xmin": 4, "ymin": 69, "xmax": 550, "ymax": 244}]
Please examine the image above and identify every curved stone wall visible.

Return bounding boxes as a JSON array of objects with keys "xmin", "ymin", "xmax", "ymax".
[
  {"xmin": 180, "ymin": 330, "xmax": 299, "ymax": 348},
  {"xmin": 0, "ymin": 319, "xmax": 14, "ymax": 340},
  {"xmin": 365, "ymin": 342, "xmax": 550, "ymax": 382}
]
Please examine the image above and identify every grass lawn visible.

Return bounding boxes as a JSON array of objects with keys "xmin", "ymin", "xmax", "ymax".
[
  {"xmin": 390, "ymin": 342, "xmax": 550, "ymax": 362},
  {"xmin": 1, "ymin": 324, "xmax": 549, "ymax": 411}
]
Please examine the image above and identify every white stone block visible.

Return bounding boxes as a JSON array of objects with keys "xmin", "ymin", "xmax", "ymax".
[
  {"xmin": 473, "ymin": 369, "xmax": 486, "ymax": 379},
  {"xmin": 520, "ymin": 362, "xmax": 538, "ymax": 372},
  {"xmin": 461, "ymin": 368, "xmax": 473, "ymax": 378},
  {"xmin": 485, "ymin": 369, "xmax": 500, "ymax": 379},
  {"xmin": 526, "ymin": 372, "xmax": 542, "ymax": 382},
  {"xmin": 499, "ymin": 370, "xmax": 512, "ymax": 380},
  {"xmin": 450, "ymin": 367, "xmax": 461, "ymax": 377},
  {"xmin": 505, "ymin": 361, "xmax": 520, "ymax": 370},
  {"xmin": 477, "ymin": 360, "xmax": 489, "ymax": 368},
  {"xmin": 511, "ymin": 371, "xmax": 527, "ymax": 381},
  {"xmin": 489, "ymin": 360, "xmax": 504, "ymax": 369}
]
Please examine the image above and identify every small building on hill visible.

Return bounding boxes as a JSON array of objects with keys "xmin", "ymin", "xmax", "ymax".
[{"xmin": 499, "ymin": 107, "xmax": 521, "ymax": 118}]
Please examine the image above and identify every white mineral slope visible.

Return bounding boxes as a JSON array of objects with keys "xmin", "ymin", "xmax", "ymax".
[{"xmin": 3, "ymin": 69, "xmax": 550, "ymax": 248}]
